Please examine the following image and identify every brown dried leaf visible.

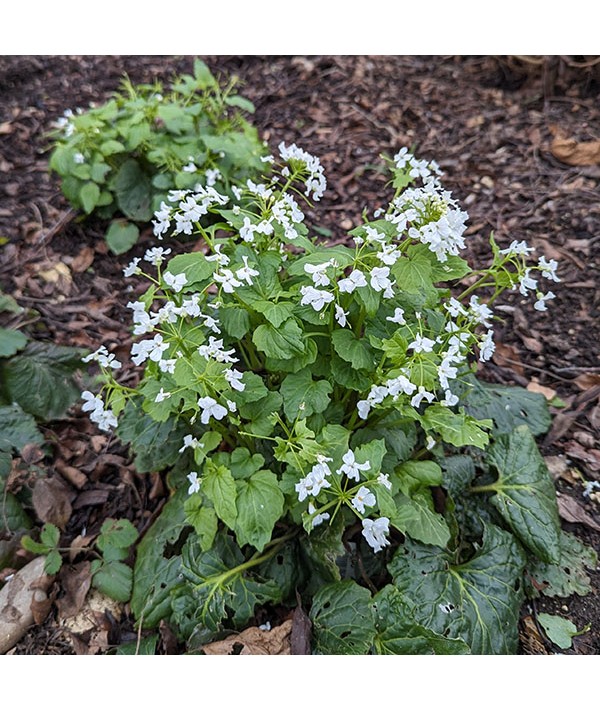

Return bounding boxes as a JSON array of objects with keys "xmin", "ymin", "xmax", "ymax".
[
  {"xmin": 201, "ymin": 619, "xmax": 292, "ymax": 655},
  {"xmin": 31, "ymin": 477, "xmax": 73, "ymax": 529},
  {"xmin": 527, "ymin": 380, "xmax": 556, "ymax": 400},
  {"xmin": 519, "ymin": 615, "xmax": 549, "ymax": 655},
  {"xmin": 69, "ymin": 246, "xmax": 95, "ymax": 273},
  {"xmin": 574, "ymin": 373, "xmax": 600, "ymax": 391},
  {"xmin": 544, "ymin": 455, "xmax": 581, "ymax": 484},
  {"xmin": 564, "ymin": 441, "xmax": 600, "ymax": 472},
  {"xmin": 57, "ymin": 562, "xmax": 92, "ymax": 620},
  {"xmin": 557, "ymin": 494, "xmax": 600, "ymax": 532},
  {"xmin": 550, "ymin": 127, "xmax": 600, "ymax": 166},
  {"xmin": 291, "ymin": 597, "xmax": 312, "ymax": 655},
  {"xmin": 38, "ymin": 261, "xmax": 72, "ymax": 285}
]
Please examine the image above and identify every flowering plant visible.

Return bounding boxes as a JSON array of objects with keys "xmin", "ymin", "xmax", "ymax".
[
  {"xmin": 81, "ymin": 142, "xmax": 578, "ymax": 654},
  {"xmin": 48, "ymin": 60, "xmax": 266, "ymax": 254}
]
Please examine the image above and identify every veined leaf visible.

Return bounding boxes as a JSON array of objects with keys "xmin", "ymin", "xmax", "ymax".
[
  {"xmin": 310, "ymin": 580, "xmax": 375, "ymax": 655},
  {"xmin": 234, "ymin": 470, "xmax": 284, "ymax": 552},
  {"xmin": 485, "ymin": 425, "xmax": 561, "ymax": 564},
  {"xmin": 394, "ymin": 491, "xmax": 451, "ymax": 548},
  {"xmin": 0, "ymin": 328, "xmax": 28, "ymax": 357},
  {"xmin": 421, "ymin": 405, "xmax": 491, "ymax": 449},
  {"xmin": 373, "ymin": 585, "xmax": 470, "ymax": 655},
  {"xmin": 202, "ymin": 461, "xmax": 237, "ymax": 530},
  {"xmin": 253, "ymin": 319, "xmax": 305, "ymax": 360},
  {"xmin": 280, "ymin": 368, "xmax": 332, "ymax": 421},
  {"xmin": 166, "ymin": 251, "xmax": 214, "ymax": 285},
  {"xmin": 389, "ymin": 523, "xmax": 526, "ymax": 654},
  {"xmin": 331, "ymin": 329, "xmax": 375, "ymax": 371}
]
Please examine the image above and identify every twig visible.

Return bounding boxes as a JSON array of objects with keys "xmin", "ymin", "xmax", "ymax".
[{"xmin": 35, "ymin": 208, "xmax": 76, "ymax": 245}]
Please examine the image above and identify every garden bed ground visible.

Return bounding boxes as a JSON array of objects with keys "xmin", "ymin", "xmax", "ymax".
[{"xmin": 0, "ymin": 55, "xmax": 599, "ymax": 654}]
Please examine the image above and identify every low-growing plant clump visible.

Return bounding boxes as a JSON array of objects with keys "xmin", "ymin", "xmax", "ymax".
[
  {"xmin": 75, "ymin": 137, "xmax": 597, "ymax": 654},
  {"xmin": 47, "ymin": 60, "xmax": 267, "ymax": 254}
]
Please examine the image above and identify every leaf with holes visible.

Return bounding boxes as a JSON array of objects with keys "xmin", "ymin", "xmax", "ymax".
[{"xmin": 389, "ymin": 523, "xmax": 526, "ymax": 654}]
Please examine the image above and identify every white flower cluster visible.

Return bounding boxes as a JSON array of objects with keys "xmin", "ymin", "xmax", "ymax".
[
  {"xmin": 82, "ymin": 345, "xmax": 122, "ymax": 370},
  {"xmin": 499, "ymin": 241, "xmax": 560, "ymax": 312},
  {"xmin": 80, "ymin": 390, "xmax": 118, "ymax": 431},
  {"xmin": 152, "ymin": 185, "xmax": 229, "ymax": 238},
  {"xmin": 278, "ymin": 142, "xmax": 327, "ymax": 201}
]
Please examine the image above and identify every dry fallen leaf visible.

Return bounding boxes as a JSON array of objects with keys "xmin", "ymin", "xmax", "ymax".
[
  {"xmin": 38, "ymin": 261, "xmax": 72, "ymax": 285},
  {"xmin": 550, "ymin": 127, "xmax": 600, "ymax": 166},
  {"xmin": 519, "ymin": 615, "xmax": 549, "ymax": 655},
  {"xmin": 31, "ymin": 477, "xmax": 73, "ymax": 530},
  {"xmin": 574, "ymin": 373, "xmax": 600, "ymax": 391},
  {"xmin": 57, "ymin": 562, "xmax": 92, "ymax": 620},
  {"xmin": 201, "ymin": 619, "xmax": 292, "ymax": 655},
  {"xmin": 527, "ymin": 380, "xmax": 557, "ymax": 401},
  {"xmin": 557, "ymin": 494, "xmax": 600, "ymax": 532},
  {"xmin": 291, "ymin": 598, "xmax": 312, "ymax": 655},
  {"xmin": 544, "ymin": 455, "xmax": 581, "ymax": 485}
]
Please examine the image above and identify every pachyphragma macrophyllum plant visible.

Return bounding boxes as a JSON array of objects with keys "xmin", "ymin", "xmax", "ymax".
[{"xmin": 80, "ymin": 142, "xmax": 574, "ymax": 654}]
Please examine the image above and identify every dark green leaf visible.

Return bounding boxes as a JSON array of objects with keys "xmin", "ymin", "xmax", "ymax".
[
  {"xmin": 391, "ymin": 252, "xmax": 434, "ymax": 295},
  {"xmin": 166, "ymin": 252, "xmax": 214, "ymax": 286},
  {"xmin": 105, "ymin": 219, "xmax": 139, "ymax": 255},
  {"xmin": 394, "ymin": 491, "xmax": 451, "ymax": 548},
  {"xmin": 373, "ymin": 585, "xmax": 470, "ymax": 655},
  {"xmin": 331, "ymin": 329, "xmax": 375, "ymax": 370},
  {"xmin": 116, "ymin": 634, "xmax": 158, "ymax": 655},
  {"xmin": 45, "ymin": 549, "xmax": 63, "ymax": 575},
  {"xmin": 485, "ymin": 425, "xmax": 561, "ymax": 563},
  {"xmin": 79, "ymin": 182, "xmax": 100, "ymax": 214},
  {"xmin": 184, "ymin": 497, "xmax": 218, "ymax": 551},
  {"xmin": 40, "ymin": 522, "xmax": 60, "ymax": 549},
  {"xmin": 421, "ymin": 405, "xmax": 491, "ymax": 449},
  {"xmin": 224, "ymin": 95, "xmax": 255, "ymax": 113},
  {"xmin": 310, "ymin": 580, "xmax": 375, "ymax": 655},
  {"xmin": 253, "ymin": 319, "xmax": 305, "ymax": 360},
  {"xmin": 113, "ymin": 159, "xmax": 153, "ymax": 221},
  {"xmin": 4, "ymin": 342, "xmax": 83, "ymax": 420},
  {"xmin": 0, "ymin": 403, "xmax": 44, "ymax": 450},
  {"xmin": 96, "ymin": 518, "xmax": 138, "ymax": 554},
  {"xmin": 526, "ymin": 530, "xmax": 598, "ymax": 598},
  {"xmin": 389, "ymin": 523, "xmax": 526, "ymax": 654},
  {"xmin": 202, "ymin": 461, "xmax": 237, "ymax": 530},
  {"xmin": 219, "ymin": 307, "xmax": 250, "ymax": 339}
]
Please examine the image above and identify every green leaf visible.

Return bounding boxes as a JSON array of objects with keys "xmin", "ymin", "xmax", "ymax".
[
  {"xmin": 331, "ymin": 329, "xmax": 375, "ymax": 370},
  {"xmin": 130, "ymin": 488, "xmax": 189, "ymax": 628},
  {"xmin": 0, "ymin": 403, "xmax": 44, "ymax": 451},
  {"xmin": 391, "ymin": 252, "xmax": 434, "ymax": 295},
  {"xmin": 0, "ymin": 292, "xmax": 22, "ymax": 314},
  {"xmin": 330, "ymin": 353, "xmax": 371, "ymax": 392},
  {"xmin": 397, "ymin": 460, "xmax": 443, "ymax": 493},
  {"xmin": 184, "ymin": 497, "xmax": 218, "ymax": 552},
  {"xmin": 219, "ymin": 307, "xmax": 250, "ymax": 339},
  {"xmin": 457, "ymin": 375, "xmax": 551, "ymax": 436},
  {"xmin": 21, "ymin": 535, "xmax": 50, "ymax": 555},
  {"xmin": 394, "ymin": 491, "xmax": 451, "ymax": 548},
  {"xmin": 224, "ymin": 95, "xmax": 255, "ymax": 113},
  {"xmin": 202, "ymin": 461, "xmax": 238, "ymax": 530},
  {"xmin": 105, "ymin": 219, "xmax": 140, "ymax": 255},
  {"xmin": 100, "ymin": 139, "xmax": 125, "ymax": 156},
  {"xmin": 421, "ymin": 405, "xmax": 491, "ymax": 449},
  {"xmin": 40, "ymin": 522, "xmax": 60, "ymax": 549},
  {"xmin": 45, "ymin": 550, "xmax": 63, "ymax": 576},
  {"xmin": 389, "ymin": 523, "xmax": 526, "ymax": 654},
  {"xmin": 526, "ymin": 530, "xmax": 598, "ymax": 598},
  {"xmin": 287, "ymin": 247, "xmax": 356, "ymax": 276},
  {"xmin": 252, "ymin": 301, "xmax": 295, "ymax": 328},
  {"xmin": 408, "ymin": 244, "xmax": 471, "ymax": 282},
  {"xmin": 372, "ymin": 585, "xmax": 470, "ymax": 655},
  {"xmin": 96, "ymin": 518, "xmax": 138, "ymax": 559},
  {"xmin": 537, "ymin": 613, "xmax": 580, "ymax": 650},
  {"xmin": 229, "ymin": 448, "xmax": 265, "ymax": 479},
  {"xmin": 253, "ymin": 319, "xmax": 305, "ymax": 360},
  {"xmin": 193, "ymin": 59, "xmax": 217, "ymax": 88},
  {"xmin": 234, "ymin": 470, "xmax": 284, "ymax": 552},
  {"xmin": 2, "ymin": 492, "xmax": 31, "ymax": 533},
  {"xmin": 116, "ymin": 634, "xmax": 158, "ymax": 655},
  {"xmin": 166, "ymin": 252, "xmax": 214, "ymax": 286},
  {"xmin": 79, "ymin": 182, "xmax": 100, "ymax": 214},
  {"xmin": 3, "ymin": 342, "xmax": 83, "ymax": 420},
  {"xmin": 92, "ymin": 560, "xmax": 133, "ymax": 602},
  {"xmin": 280, "ymin": 368, "xmax": 332, "ymax": 421},
  {"xmin": 112, "ymin": 159, "xmax": 153, "ymax": 221},
  {"xmin": 485, "ymin": 425, "xmax": 561, "ymax": 564},
  {"xmin": 310, "ymin": 580, "xmax": 376, "ymax": 655},
  {"xmin": 0, "ymin": 328, "xmax": 28, "ymax": 357}
]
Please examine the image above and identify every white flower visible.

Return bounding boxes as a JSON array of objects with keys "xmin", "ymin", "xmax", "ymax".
[
  {"xmin": 158, "ymin": 358, "xmax": 177, "ymax": 374},
  {"xmin": 92, "ymin": 408, "xmax": 118, "ymax": 432},
  {"xmin": 300, "ymin": 285, "xmax": 334, "ymax": 311},
  {"xmin": 205, "ymin": 168, "xmax": 221, "ymax": 186},
  {"xmin": 410, "ymin": 386, "xmax": 435, "ymax": 408},
  {"xmin": 408, "ymin": 334, "xmax": 436, "ymax": 354},
  {"xmin": 377, "ymin": 473, "xmax": 392, "ymax": 490},
  {"xmin": 445, "ymin": 297, "xmax": 467, "ymax": 318},
  {"xmin": 308, "ymin": 502, "xmax": 330, "ymax": 528},
  {"xmin": 362, "ymin": 517, "xmax": 390, "ymax": 553},
  {"xmin": 468, "ymin": 296, "xmax": 493, "ymax": 327},
  {"xmin": 197, "ymin": 396, "xmax": 228, "ymax": 424},
  {"xmin": 224, "ymin": 368, "xmax": 245, "ymax": 392},
  {"xmin": 81, "ymin": 390, "xmax": 104, "ymax": 415},
  {"xmin": 187, "ymin": 472, "xmax": 201, "ymax": 495},
  {"xmin": 179, "ymin": 435, "xmax": 202, "ymax": 453},
  {"xmin": 183, "ymin": 160, "xmax": 198, "ymax": 173},
  {"xmin": 518, "ymin": 269, "xmax": 538, "ymax": 296},
  {"xmin": 336, "ymin": 450, "xmax": 370, "ymax": 482},
  {"xmin": 334, "ymin": 304, "xmax": 349, "ymax": 327},
  {"xmin": 385, "ymin": 374, "xmax": 416, "ymax": 398},
  {"xmin": 144, "ymin": 247, "xmax": 171, "ymax": 266},
  {"xmin": 338, "ymin": 269, "xmax": 367, "ymax": 293},
  {"xmin": 123, "ymin": 257, "xmax": 142, "ymax": 277},
  {"xmin": 426, "ymin": 435, "xmax": 437, "ymax": 450},
  {"xmin": 205, "ymin": 243, "xmax": 230, "ymax": 266},
  {"xmin": 534, "ymin": 291, "xmax": 556, "ymax": 311},
  {"xmin": 295, "ymin": 464, "xmax": 331, "ymax": 501},
  {"xmin": 163, "ymin": 271, "xmax": 188, "ymax": 293},
  {"xmin": 438, "ymin": 357, "xmax": 458, "ymax": 389},
  {"xmin": 537, "ymin": 256, "xmax": 560, "ymax": 282},
  {"xmin": 235, "ymin": 256, "xmax": 260, "ymax": 286},
  {"xmin": 440, "ymin": 389, "xmax": 459, "ymax": 407},
  {"xmin": 154, "ymin": 388, "xmax": 171, "ymax": 403},
  {"xmin": 357, "ymin": 399, "xmax": 372, "ymax": 419},
  {"xmin": 351, "ymin": 486, "xmax": 376, "ymax": 514},
  {"xmin": 394, "ymin": 147, "xmax": 414, "ymax": 169},
  {"xmin": 74, "ymin": 152, "xmax": 85, "ymax": 164},
  {"xmin": 227, "ymin": 399, "xmax": 237, "ymax": 413},
  {"xmin": 173, "ymin": 213, "xmax": 193, "ymax": 235},
  {"xmin": 386, "ymin": 307, "xmax": 406, "ymax": 325},
  {"xmin": 214, "ymin": 269, "xmax": 243, "ymax": 293},
  {"xmin": 499, "ymin": 239, "xmax": 534, "ymax": 256},
  {"xmin": 370, "ymin": 266, "xmax": 392, "ymax": 292},
  {"xmin": 82, "ymin": 345, "xmax": 121, "ymax": 369},
  {"xmin": 304, "ymin": 261, "xmax": 332, "ymax": 287},
  {"xmin": 479, "ymin": 329, "xmax": 495, "ymax": 362},
  {"xmin": 240, "ymin": 217, "xmax": 257, "ymax": 243}
]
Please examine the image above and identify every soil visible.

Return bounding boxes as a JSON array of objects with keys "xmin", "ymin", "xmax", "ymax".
[{"xmin": 0, "ymin": 55, "xmax": 599, "ymax": 655}]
